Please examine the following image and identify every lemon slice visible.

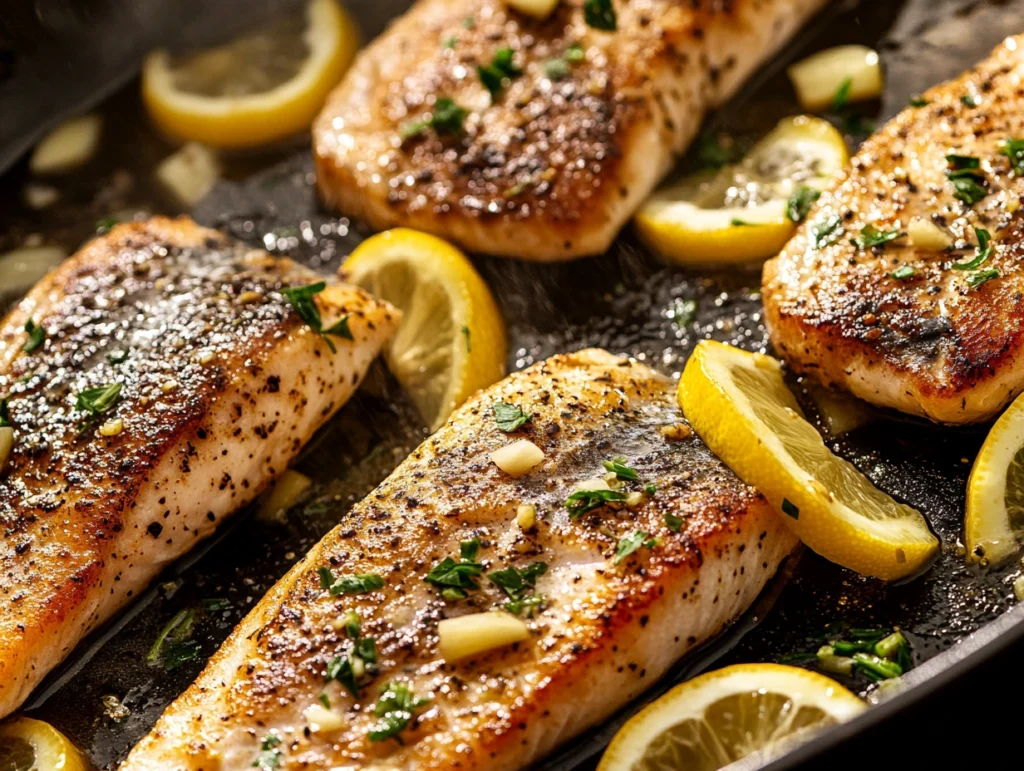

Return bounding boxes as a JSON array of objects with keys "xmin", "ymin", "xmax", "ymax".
[
  {"xmin": 141, "ymin": 0, "xmax": 358, "ymax": 149},
  {"xmin": 679, "ymin": 341, "xmax": 938, "ymax": 580},
  {"xmin": 0, "ymin": 717, "xmax": 87, "ymax": 771},
  {"xmin": 598, "ymin": 664, "xmax": 865, "ymax": 771},
  {"xmin": 344, "ymin": 229, "xmax": 507, "ymax": 432},
  {"xmin": 965, "ymin": 392, "xmax": 1024, "ymax": 565},
  {"xmin": 635, "ymin": 116, "xmax": 848, "ymax": 266}
]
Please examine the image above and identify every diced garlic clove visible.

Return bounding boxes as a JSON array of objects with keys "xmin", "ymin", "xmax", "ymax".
[
  {"xmin": 30, "ymin": 114, "xmax": 104, "ymax": 174},
  {"xmin": 258, "ymin": 469, "xmax": 313, "ymax": 521},
  {"xmin": 303, "ymin": 703, "xmax": 345, "ymax": 733},
  {"xmin": 503, "ymin": 0, "xmax": 560, "ymax": 20},
  {"xmin": 516, "ymin": 503, "xmax": 537, "ymax": 530},
  {"xmin": 155, "ymin": 143, "xmax": 222, "ymax": 207},
  {"xmin": 438, "ymin": 611, "xmax": 530, "ymax": 662},
  {"xmin": 573, "ymin": 478, "xmax": 611, "ymax": 493},
  {"xmin": 907, "ymin": 217, "xmax": 952, "ymax": 251},
  {"xmin": 787, "ymin": 45, "xmax": 883, "ymax": 111},
  {"xmin": 490, "ymin": 439, "xmax": 544, "ymax": 477}
]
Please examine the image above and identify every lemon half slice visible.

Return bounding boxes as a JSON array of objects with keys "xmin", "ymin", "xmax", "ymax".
[
  {"xmin": 679, "ymin": 341, "xmax": 938, "ymax": 580},
  {"xmin": 0, "ymin": 717, "xmax": 87, "ymax": 771},
  {"xmin": 344, "ymin": 229, "xmax": 507, "ymax": 432},
  {"xmin": 598, "ymin": 664, "xmax": 864, "ymax": 771},
  {"xmin": 635, "ymin": 116, "xmax": 848, "ymax": 266},
  {"xmin": 966, "ymin": 392, "xmax": 1024, "ymax": 565},
  {"xmin": 142, "ymin": 0, "xmax": 358, "ymax": 148}
]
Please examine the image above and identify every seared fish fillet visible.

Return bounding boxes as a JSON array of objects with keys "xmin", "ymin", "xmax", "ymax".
[
  {"xmin": 122, "ymin": 348, "xmax": 797, "ymax": 771},
  {"xmin": 764, "ymin": 34, "xmax": 1024, "ymax": 424},
  {"xmin": 314, "ymin": 0, "xmax": 826, "ymax": 261},
  {"xmin": 0, "ymin": 217, "xmax": 398, "ymax": 719}
]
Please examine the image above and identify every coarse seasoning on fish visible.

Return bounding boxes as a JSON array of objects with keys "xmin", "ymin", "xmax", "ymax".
[
  {"xmin": 764, "ymin": 33, "xmax": 1024, "ymax": 425},
  {"xmin": 314, "ymin": 0, "xmax": 827, "ymax": 261},
  {"xmin": 0, "ymin": 216, "xmax": 398, "ymax": 719},
  {"xmin": 121, "ymin": 348, "xmax": 797, "ymax": 771}
]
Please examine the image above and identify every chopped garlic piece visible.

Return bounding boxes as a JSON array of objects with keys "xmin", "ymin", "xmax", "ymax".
[
  {"xmin": 490, "ymin": 439, "xmax": 544, "ymax": 477},
  {"xmin": 660, "ymin": 423, "xmax": 692, "ymax": 440},
  {"xmin": 23, "ymin": 184, "xmax": 59, "ymax": 210},
  {"xmin": 787, "ymin": 45, "xmax": 883, "ymax": 111},
  {"xmin": 30, "ymin": 114, "xmax": 103, "ymax": 174},
  {"xmin": 0, "ymin": 427, "xmax": 13, "ymax": 474},
  {"xmin": 625, "ymin": 491, "xmax": 645, "ymax": 509},
  {"xmin": 516, "ymin": 503, "xmax": 537, "ymax": 530},
  {"xmin": 99, "ymin": 418, "xmax": 124, "ymax": 437},
  {"xmin": 907, "ymin": 217, "xmax": 952, "ymax": 251},
  {"xmin": 438, "ymin": 611, "xmax": 530, "ymax": 662},
  {"xmin": 503, "ymin": 0, "xmax": 560, "ymax": 19},
  {"xmin": 303, "ymin": 703, "xmax": 345, "ymax": 733},
  {"xmin": 259, "ymin": 469, "xmax": 313, "ymax": 522},
  {"xmin": 155, "ymin": 142, "xmax": 222, "ymax": 207}
]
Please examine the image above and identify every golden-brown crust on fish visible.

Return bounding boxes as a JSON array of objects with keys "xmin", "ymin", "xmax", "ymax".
[
  {"xmin": 121, "ymin": 349, "xmax": 797, "ymax": 771},
  {"xmin": 314, "ymin": 0, "xmax": 826, "ymax": 260},
  {"xmin": 0, "ymin": 217, "xmax": 398, "ymax": 718},
  {"xmin": 764, "ymin": 34, "xmax": 1024, "ymax": 424}
]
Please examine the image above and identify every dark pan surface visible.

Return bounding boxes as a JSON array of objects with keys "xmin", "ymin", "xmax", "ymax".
[{"xmin": 4, "ymin": 0, "xmax": 1024, "ymax": 769}]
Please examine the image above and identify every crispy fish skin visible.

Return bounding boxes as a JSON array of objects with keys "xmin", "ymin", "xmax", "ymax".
[
  {"xmin": 0, "ymin": 217, "xmax": 398, "ymax": 718},
  {"xmin": 764, "ymin": 35, "xmax": 1024, "ymax": 424},
  {"xmin": 314, "ymin": 0, "xmax": 826, "ymax": 261},
  {"xmin": 121, "ymin": 349, "xmax": 797, "ymax": 771}
]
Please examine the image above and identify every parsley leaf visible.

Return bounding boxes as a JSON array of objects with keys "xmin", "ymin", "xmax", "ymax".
[
  {"xmin": 664, "ymin": 512, "xmax": 683, "ymax": 532},
  {"xmin": 147, "ymin": 600, "xmax": 228, "ymax": 670},
  {"xmin": 945, "ymin": 156, "xmax": 987, "ymax": 205},
  {"xmin": 425, "ymin": 542, "xmax": 485, "ymax": 600},
  {"xmin": 603, "ymin": 456, "xmax": 639, "ymax": 481},
  {"xmin": 853, "ymin": 225, "xmax": 903, "ymax": 249},
  {"xmin": 614, "ymin": 530, "xmax": 656, "ymax": 564},
  {"xmin": 670, "ymin": 298, "xmax": 698, "ymax": 326},
  {"xmin": 694, "ymin": 133, "xmax": 739, "ymax": 171},
  {"xmin": 442, "ymin": 35, "xmax": 458, "ymax": 49},
  {"xmin": 831, "ymin": 78, "xmax": 852, "ymax": 112},
  {"xmin": 76, "ymin": 382, "xmax": 122, "ymax": 416},
  {"xmin": 545, "ymin": 57, "xmax": 570, "ymax": 80},
  {"xmin": 786, "ymin": 186, "xmax": 821, "ymax": 223},
  {"xmin": 493, "ymin": 402, "xmax": 532, "ymax": 432},
  {"xmin": 952, "ymin": 227, "xmax": 994, "ymax": 271},
  {"xmin": 369, "ymin": 682, "xmax": 429, "ymax": 743},
  {"xmin": 891, "ymin": 265, "xmax": 915, "ymax": 281},
  {"xmin": 565, "ymin": 487, "xmax": 627, "ymax": 518},
  {"xmin": 478, "ymin": 47, "xmax": 520, "ymax": 99},
  {"xmin": 782, "ymin": 499, "xmax": 799, "ymax": 519},
  {"xmin": 966, "ymin": 267, "xmax": 999, "ymax": 289},
  {"xmin": 1001, "ymin": 137, "xmax": 1024, "ymax": 176},
  {"xmin": 318, "ymin": 567, "xmax": 385, "ymax": 595},
  {"xmin": 908, "ymin": 96, "xmax": 929, "ymax": 108},
  {"xmin": 461, "ymin": 326, "xmax": 471, "ymax": 352},
  {"xmin": 282, "ymin": 282, "xmax": 353, "ymax": 353},
  {"xmin": 252, "ymin": 734, "xmax": 282, "ymax": 768},
  {"xmin": 961, "ymin": 93, "xmax": 980, "ymax": 107},
  {"xmin": 400, "ymin": 98, "xmax": 468, "ymax": 140},
  {"xmin": 488, "ymin": 561, "xmax": 547, "ymax": 613},
  {"xmin": 22, "ymin": 319, "xmax": 45, "ymax": 353},
  {"xmin": 326, "ymin": 620, "xmax": 378, "ymax": 699},
  {"xmin": 809, "ymin": 214, "xmax": 843, "ymax": 249},
  {"xmin": 583, "ymin": 0, "xmax": 616, "ymax": 30}
]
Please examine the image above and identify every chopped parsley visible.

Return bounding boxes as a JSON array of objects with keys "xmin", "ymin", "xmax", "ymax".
[
  {"xmin": 545, "ymin": 58, "xmax": 570, "ymax": 80},
  {"xmin": 664, "ymin": 512, "xmax": 683, "ymax": 532},
  {"xmin": 891, "ymin": 265, "xmax": 915, "ymax": 281},
  {"xmin": 853, "ymin": 225, "xmax": 903, "ymax": 250},
  {"xmin": 961, "ymin": 93, "xmax": 980, "ymax": 107},
  {"xmin": 908, "ymin": 96, "xmax": 929, "ymax": 108},
  {"xmin": 786, "ymin": 186, "xmax": 821, "ymax": 223},
  {"xmin": 831, "ymin": 78, "xmax": 852, "ymax": 112},
  {"xmin": 461, "ymin": 326, "xmax": 471, "ymax": 352},
  {"xmin": 565, "ymin": 487, "xmax": 627, "ymax": 518},
  {"xmin": 694, "ymin": 133, "xmax": 740, "ymax": 171},
  {"xmin": 75, "ymin": 383, "xmax": 123, "ymax": 422},
  {"xmin": 603, "ymin": 456, "xmax": 639, "ymax": 481},
  {"xmin": 670, "ymin": 298, "xmax": 698, "ymax": 327},
  {"xmin": 782, "ymin": 498, "xmax": 799, "ymax": 519},
  {"xmin": 807, "ymin": 627, "xmax": 912, "ymax": 684},
  {"xmin": 400, "ymin": 98, "xmax": 468, "ymax": 140},
  {"xmin": 730, "ymin": 218, "xmax": 753, "ymax": 227},
  {"xmin": 1001, "ymin": 137, "xmax": 1024, "ymax": 176},
  {"xmin": 425, "ymin": 541, "xmax": 484, "ymax": 600},
  {"xmin": 147, "ymin": 599, "xmax": 228, "ymax": 670},
  {"xmin": 829, "ymin": 78, "xmax": 874, "ymax": 139},
  {"xmin": 952, "ymin": 227, "xmax": 994, "ymax": 271},
  {"xmin": 318, "ymin": 567, "xmax": 385, "ymax": 596},
  {"xmin": 966, "ymin": 268, "xmax": 999, "ymax": 289},
  {"xmin": 462, "ymin": 16, "xmax": 475, "ymax": 29},
  {"xmin": 318, "ymin": 693, "xmax": 331, "ymax": 709},
  {"xmin": 614, "ymin": 531, "xmax": 657, "ymax": 564},
  {"xmin": 442, "ymin": 35, "xmax": 458, "ymax": 49},
  {"xmin": 252, "ymin": 734, "xmax": 282, "ymax": 769},
  {"xmin": 809, "ymin": 214, "xmax": 843, "ymax": 249},
  {"xmin": 478, "ymin": 47, "xmax": 520, "ymax": 99},
  {"xmin": 95, "ymin": 217, "xmax": 119, "ymax": 233},
  {"xmin": 369, "ymin": 682, "xmax": 429, "ymax": 743},
  {"xmin": 493, "ymin": 402, "xmax": 532, "ymax": 432},
  {"xmin": 326, "ymin": 614, "xmax": 378, "ymax": 698},
  {"xmin": 489, "ymin": 561, "xmax": 547, "ymax": 615},
  {"xmin": 584, "ymin": 0, "xmax": 616, "ymax": 30},
  {"xmin": 107, "ymin": 349, "xmax": 129, "ymax": 365},
  {"xmin": 945, "ymin": 154, "xmax": 987, "ymax": 205},
  {"xmin": 22, "ymin": 319, "xmax": 45, "ymax": 353},
  {"xmin": 281, "ymin": 282, "xmax": 353, "ymax": 353}
]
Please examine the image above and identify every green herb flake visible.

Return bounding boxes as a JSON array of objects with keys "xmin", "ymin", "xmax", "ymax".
[
  {"xmin": 462, "ymin": 16, "xmax": 475, "ymax": 29},
  {"xmin": 442, "ymin": 35, "xmax": 458, "ymax": 49},
  {"xmin": 429, "ymin": 97, "xmax": 468, "ymax": 136},
  {"xmin": 147, "ymin": 599, "xmax": 227, "ymax": 670},
  {"xmin": 809, "ymin": 214, "xmax": 843, "ymax": 249},
  {"xmin": 781, "ymin": 498, "xmax": 799, "ymax": 519},
  {"xmin": 853, "ymin": 225, "xmax": 903, "ymax": 250},
  {"xmin": 107, "ymin": 350, "xmax": 129, "ymax": 365},
  {"xmin": 946, "ymin": 154, "xmax": 980, "ymax": 170},
  {"xmin": 478, "ymin": 47, "xmax": 521, "ymax": 99},
  {"xmin": 324, "ymin": 315, "xmax": 353, "ymax": 341},
  {"xmin": 252, "ymin": 734, "xmax": 282, "ymax": 769},
  {"xmin": 96, "ymin": 217, "xmax": 119, "ymax": 233},
  {"xmin": 461, "ymin": 326, "xmax": 471, "ymax": 352},
  {"xmin": 341, "ymin": 610, "xmax": 361, "ymax": 639},
  {"xmin": 545, "ymin": 57, "xmax": 570, "ymax": 81},
  {"xmin": 1001, "ymin": 137, "xmax": 1024, "ymax": 176},
  {"xmin": 694, "ymin": 133, "xmax": 737, "ymax": 171},
  {"xmin": 961, "ymin": 93, "xmax": 980, "ymax": 107},
  {"xmin": 664, "ymin": 512, "xmax": 683, "ymax": 532},
  {"xmin": 891, "ymin": 265, "xmax": 915, "ymax": 281},
  {"xmin": 670, "ymin": 298, "xmax": 698, "ymax": 327},
  {"xmin": 318, "ymin": 567, "xmax": 385, "ymax": 596},
  {"xmin": 603, "ymin": 456, "xmax": 639, "ymax": 481},
  {"xmin": 76, "ymin": 382, "xmax": 123, "ymax": 417},
  {"xmin": 493, "ymin": 402, "xmax": 532, "ymax": 432},
  {"xmin": 730, "ymin": 218, "xmax": 752, "ymax": 227},
  {"xmin": 369, "ymin": 682, "xmax": 430, "ymax": 743},
  {"xmin": 966, "ymin": 267, "xmax": 1000, "ymax": 289},
  {"xmin": 566, "ymin": 43, "xmax": 585, "ymax": 62},
  {"xmin": 583, "ymin": 0, "xmax": 616, "ymax": 30},
  {"xmin": 565, "ymin": 487, "xmax": 627, "ymax": 518},
  {"xmin": 282, "ymin": 282, "xmax": 353, "ymax": 352},
  {"xmin": 944, "ymin": 156, "xmax": 987, "ymax": 205},
  {"xmin": 318, "ymin": 693, "xmax": 331, "ymax": 709},
  {"xmin": 831, "ymin": 78, "xmax": 853, "ymax": 112},
  {"xmin": 952, "ymin": 227, "xmax": 994, "ymax": 271},
  {"xmin": 786, "ymin": 186, "xmax": 821, "ymax": 223},
  {"xmin": 908, "ymin": 96, "xmax": 929, "ymax": 108},
  {"xmin": 614, "ymin": 530, "xmax": 657, "ymax": 565},
  {"xmin": 22, "ymin": 319, "xmax": 45, "ymax": 353},
  {"xmin": 424, "ymin": 544, "xmax": 485, "ymax": 599}
]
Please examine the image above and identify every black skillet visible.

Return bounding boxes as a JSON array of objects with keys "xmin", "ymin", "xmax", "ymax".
[{"xmin": 1, "ymin": 0, "xmax": 1024, "ymax": 769}]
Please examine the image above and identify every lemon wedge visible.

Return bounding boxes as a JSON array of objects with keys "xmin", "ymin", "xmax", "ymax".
[
  {"xmin": 0, "ymin": 717, "xmax": 87, "ymax": 771},
  {"xmin": 966, "ymin": 392, "xmax": 1024, "ymax": 566},
  {"xmin": 344, "ymin": 229, "xmax": 507, "ymax": 432},
  {"xmin": 142, "ymin": 0, "xmax": 358, "ymax": 149},
  {"xmin": 679, "ymin": 341, "xmax": 938, "ymax": 580},
  {"xmin": 598, "ymin": 664, "xmax": 864, "ymax": 771},
  {"xmin": 635, "ymin": 116, "xmax": 848, "ymax": 266}
]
